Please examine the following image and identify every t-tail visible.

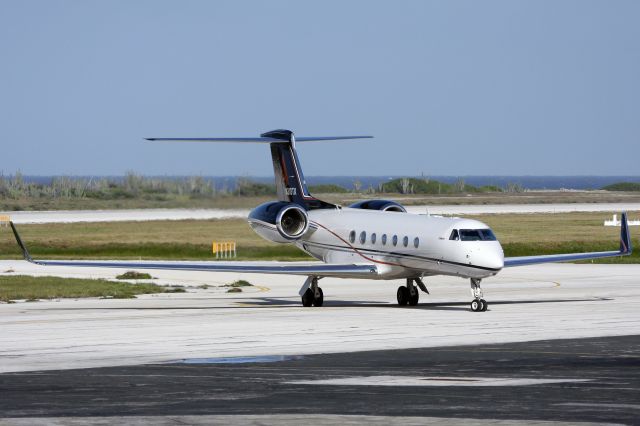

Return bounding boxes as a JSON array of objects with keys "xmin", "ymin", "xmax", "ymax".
[{"xmin": 146, "ymin": 129, "xmax": 372, "ymax": 210}]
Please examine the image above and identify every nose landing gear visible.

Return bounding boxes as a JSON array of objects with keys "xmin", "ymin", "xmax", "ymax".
[{"xmin": 470, "ymin": 278, "xmax": 487, "ymax": 312}]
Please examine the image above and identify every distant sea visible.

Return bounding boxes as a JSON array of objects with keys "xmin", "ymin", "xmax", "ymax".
[{"xmin": 14, "ymin": 175, "xmax": 640, "ymax": 191}]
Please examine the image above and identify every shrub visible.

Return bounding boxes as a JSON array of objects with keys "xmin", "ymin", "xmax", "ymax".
[{"xmin": 116, "ymin": 271, "xmax": 153, "ymax": 280}]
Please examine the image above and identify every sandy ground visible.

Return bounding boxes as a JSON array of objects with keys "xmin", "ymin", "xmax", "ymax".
[
  {"xmin": 0, "ymin": 260, "xmax": 638, "ymax": 373},
  {"xmin": 3, "ymin": 203, "xmax": 640, "ymax": 223}
]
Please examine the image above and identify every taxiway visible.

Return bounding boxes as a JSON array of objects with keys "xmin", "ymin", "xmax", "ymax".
[{"xmin": 0, "ymin": 261, "xmax": 638, "ymax": 373}]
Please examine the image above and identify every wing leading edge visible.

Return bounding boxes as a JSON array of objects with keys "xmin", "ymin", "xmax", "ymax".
[
  {"xmin": 8, "ymin": 222, "xmax": 377, "ymax": 278},
  {"xmin": 504, "ymin": 212, "xmax": 633, "ymax": 267}
]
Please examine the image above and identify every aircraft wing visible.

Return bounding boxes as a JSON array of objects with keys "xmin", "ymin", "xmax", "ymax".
[
  {"xmin": 504, "ymin": 212, "xmax": 633, "ymax": 267},
  {"xmin": 8, "ymin": 222, "xmax": 377, "ymax": 278}
]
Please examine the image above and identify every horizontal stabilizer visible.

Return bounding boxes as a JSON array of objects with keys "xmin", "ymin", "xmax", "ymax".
[
  {"xmin": 145, "ymin": 136, "xmax": 372, "ymax": 143},
  {"xmin": 146, "ymin": 128, "xmax": 372, "ymax": 143}
]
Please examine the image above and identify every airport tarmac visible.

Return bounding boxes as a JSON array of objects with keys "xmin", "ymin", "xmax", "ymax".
[
  {"xmin": 1, "ymin": 335, "xmax": 638, "ymax": 424},
  {"xmin": 0, "ymin": 261, "xmax": 638, "ymax": 373},
  {"xmin": 3, "ymin": 202, "xmax": 640, "ymax": 223},
  {"xmin": 1, "ymin": 261, "xmax": 639, "ymax": 424}
]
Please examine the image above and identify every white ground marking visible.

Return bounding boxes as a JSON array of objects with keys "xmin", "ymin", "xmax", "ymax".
[
  {"xmin": 3, "ymin": 203, "xmax": 640, "ymax": 223},
  {"xmin": 287, "ymin": 375, "xmax": 592, "ymax": 387},
  {"xmin": 405, "ymin": 203, "xmax": 640, "ymax": 215},
  {"xmin": 0, "ymin": 261, "xmax": 639, "ymax": 373},
  {"xmin": 555, "ymin": 403, "xmax": 640, "ymax": 410},
  {"xmin": 0, "ymin": 414, "xmax": 614, "ymax": 426},
  {"xmin": 1, "ymin": 208, "xmax": 249, "ymax": 224}
]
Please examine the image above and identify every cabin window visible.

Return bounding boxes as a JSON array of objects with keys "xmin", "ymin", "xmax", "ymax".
[
  {"xmin": 371, "ymin": 233, "xmax": 377, "ymax": 244},
  {"xmin": 349, "ymin": 230, "xmax": 356, "ymax": 244},
  {"xmin": 382, "ymin": 234, "xmax": 387, "ymax": 245},
  {"xmin": 403, "ymin": 236, "xmax": 409, "ymax": 247},
  {"xmin": 414, "ymin": 237, "xmax": 419, "ymax": 248},
  {"xmin": 449, "ymin": 229, "xmax": 460, "ymax": 241},
  {"xmin": 392, "ymin": 235, "xmax": 398, "ymax": 246},
  {"xmin": 360, "ymin": 231, "xmax": 367, "ymax": 244}
]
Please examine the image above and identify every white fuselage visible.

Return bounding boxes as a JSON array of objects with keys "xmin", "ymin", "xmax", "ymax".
[{"xmin": 252, "ymin": 207, "xmax": 505, "ymax": 280}]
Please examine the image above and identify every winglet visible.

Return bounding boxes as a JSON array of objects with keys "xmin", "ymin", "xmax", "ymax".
[
  {"xmin": 620, "ymin": 212, "xmax": 632, "ymax": 254},
  {"xmin": 9, "ymin": 222, "xmax": 34, "ymax": 263}
]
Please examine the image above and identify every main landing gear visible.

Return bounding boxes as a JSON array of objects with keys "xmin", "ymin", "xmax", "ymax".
[
  {"xmin": 301, "ymin": 276, "xmax": 323, "ymax": 307},
  {"xmin": 397, "ymin": 278, "xmax": 429, "ymax": 306},
  {"xmin": 470, "ymin": 278, "xmax": 488, "ymax": 312}
]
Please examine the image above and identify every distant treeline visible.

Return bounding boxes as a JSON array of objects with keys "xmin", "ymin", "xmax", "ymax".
[
  {"xmin": 0, "ymin": 172, "xmax": 513, "ymax": 200},
  {"xmin": 0, "ymin": 172, "xmax": 220, "ymax": 201},
  {"xmin": 601, "ymin": 182, "xmax": 640, "ymax": 192},
  {"xmin": 2, "ymin": 172, "xmax": 638, "ymax": 201}
]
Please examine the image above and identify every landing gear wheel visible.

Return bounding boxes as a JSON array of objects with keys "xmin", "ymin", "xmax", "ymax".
[
  {"xmin": 301, "ymin": 288, "xmax": 314, "ymax": 307},
  {"xmin": 312, "ymin": 287, "xmax": 324, "ymax": 307},
  {"xmin": 480, "ymin": 299, "xmax": 487, "ymax": 312},
  {"xmin": 408, "ymin": 291, "xmax": 419, "ymax": 306},
  {"xmin": 397, "ymin": 286, "xmax": 409, "ymax": 306},
  {"xmin": 470, "ymin": 299, "xmax": 481, "ymax": 312}
]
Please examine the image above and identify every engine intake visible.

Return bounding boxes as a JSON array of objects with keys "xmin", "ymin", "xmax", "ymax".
[
  {"xmin": 248, "ymin": 201, "xmax": 309, "ymax": 243},
  {"xmin": 348, "ymin": 199, "xmax": 407, "ymax": 213},
  {"xmin": 276, "ymin": 205, "xmax": 309, "ymax": 239}
]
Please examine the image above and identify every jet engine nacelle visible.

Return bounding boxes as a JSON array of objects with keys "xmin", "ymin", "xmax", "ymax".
[
  {"xmin": 348, "ymin": 199, "xmax": 407, "ymax": 213},
  {"xmin": 248, "ymin": 201, "xmax": 310, "ymax": 243}
]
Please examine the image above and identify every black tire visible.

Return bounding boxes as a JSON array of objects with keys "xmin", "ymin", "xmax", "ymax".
[
  {"xmin": 408, "ymin": 291, "xmax": 419, "ymax": 306},
  {"xmin": 312, "ymin": 287, "xmax": 324, "ymax": 307},
  {"xmin": 470, "ymin": 299, "xmax": 480, "ymax": 312},
  {"xmin": 301, "ymin": 288, "xmax": 314, "ymax": 307},
  {"xmin": 480, "ymin": 299, "xmax": 488, "ymax": 312},
  {"xmin": 397, "ymin": 286, "xmax": 409, "ymax": 306}
]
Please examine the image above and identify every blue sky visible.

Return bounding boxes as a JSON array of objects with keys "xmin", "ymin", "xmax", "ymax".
[{"xmin": 1, "ymin": 1, "xmax": 639, "ymax": 176}]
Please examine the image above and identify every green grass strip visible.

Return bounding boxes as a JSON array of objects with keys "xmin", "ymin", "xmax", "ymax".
[{"xmin": 0, "ymin": 275, "xmax": 173, "ymax": 302}]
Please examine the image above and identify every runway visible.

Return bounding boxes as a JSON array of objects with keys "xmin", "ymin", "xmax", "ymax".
[{"xmin": 3, "ymin": 202, "xmax": 640, "ymax": 223}]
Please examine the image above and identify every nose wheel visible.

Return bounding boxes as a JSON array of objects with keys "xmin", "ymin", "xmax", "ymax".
[
  {"xmin": 470, "ymin": 278, "xmax": 488, "ymax": 312},
  {"xmin": 470, "ymin": 298, "xmax": 487, "ymax": 312}
]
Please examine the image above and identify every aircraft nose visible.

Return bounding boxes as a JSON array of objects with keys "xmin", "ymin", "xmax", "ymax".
[
  {"xmin": 482, "ymin": 245, "xmax": 504, "ymax": 270},
  {"xmin": 467, "ymin": 244, "xmax": 504, "ymax": 271},
  {"xmin": 488, "ymin": 253, "xmax": 504, "ymax": 270}
]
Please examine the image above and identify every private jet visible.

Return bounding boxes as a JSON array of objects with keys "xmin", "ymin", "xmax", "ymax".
[{"xmin": 9, "ymin": 129, "xmax": 633, "ymax": 311}]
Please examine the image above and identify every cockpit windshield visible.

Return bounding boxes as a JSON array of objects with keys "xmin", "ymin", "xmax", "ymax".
[{"xmin": 451, "ymin": 229, "xmax": 497, "ymax": 241}]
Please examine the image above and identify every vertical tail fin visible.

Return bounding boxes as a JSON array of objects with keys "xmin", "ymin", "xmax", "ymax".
[{"xmin": 262, "ymin": 130, "xmax": 312, "ymax": 206}]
